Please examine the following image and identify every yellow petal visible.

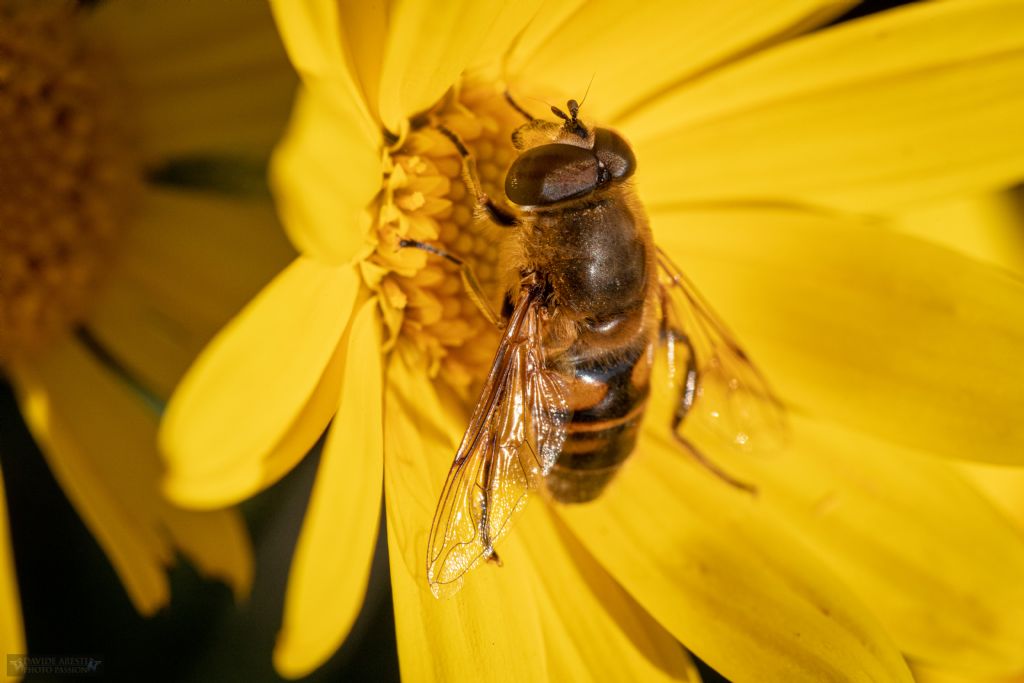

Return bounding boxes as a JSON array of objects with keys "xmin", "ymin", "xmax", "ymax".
[
  {"xmin": 271, "ymin": 87, "xmax": 382, "ymax": 264},
  {"xmin": 84, "ymin": 0, "xmax": 296, "ymax": 161},
  {"xmin": 557, "ymin": 427, "xmax": 913, "ymax": 683},
  {"xmin": 913, "ymin": 663, "xmax": 1024, "ymax": 683},
  {"xmin": 384, "ymin": 349, "xmax": 546, "ymax": 682},
  {"xmin": 166, "ymin": 321, "xmax": 350, "ymax": 509},
  {"xmin": 958, "ymin": 462, "xmax": 1024, "ymax": 533},
  {"xmin": 652, "ymin": 206, "xmax": 1024, "ymax": 465},
  {"xmin": 161, "ymin": 502, "xmax": 253, "ymax": 603},
  {"xmin": 500, "ymin": 0, "xmax": 586, "ymax": 80},
  {"xmin": 0, "ymin": 466, "xmax": 25, "ymax": 670},
  {"xmin": 160, "ymin": 259, "xmax": 359, "ymax": 506},
  {"xmin": 897, "ymin": 193, "xmax": 1024, "ymax": 275},
  {"xmin": 268, "ymin": 0, "xmax": 378, "ymax": 136},
  {"xmin": 378, "ymin": 0, "xmax": 536, "ymax": 131},
  {"xmin": 384, "ymin": 346, "xmax": 697, "ymax": 682},
  {"xmin": 333, "ymin": 1, "xmax": 389, "ymax": 126},
  {"xmin": 627, "ymin": 0, "xmax": 1024, "ymax": 213},
  {"xmin": 508, "ymin": 0, "xmax": 855, "ymax": 122},
  {"xmin": 685, "ymin": 407, "xmax": 1024, "ymax": 674},
  {"xmin": 467, "ymin": 4, "xmax": 549, "ymax": 75},
  {"xmin": 10, "ymin": 337, "xmax": 252, "ymax": 613},
  {"xmin": 88, "ymin": 187, "xmax": 294, "ymax": 400},
  {"xmin": 517, "ymin": 505, "xmax": 700, "ymax": 683},
  {"xmin": 274, "ymin": 301, "xmax": 384, "ymax": 679}
]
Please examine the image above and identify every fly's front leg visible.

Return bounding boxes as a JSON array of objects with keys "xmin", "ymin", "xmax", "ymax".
[
  {"xmin": 436, "ymin": 125, "xmax": 519, "ymax": 228},
  {"xmin": 397, "ymin": 123, "xmax": 515, "ymax": 327},
  {"xmin": 504, "ymin": 90, "xmax": 535, "ymax": 122},
  {"xmin": 398, "ymin": 239, "xmax": 502, "ymax": 329},
  {"xmin": 662, "ymin": 311, "xmax": 756, "ymax": 494}
]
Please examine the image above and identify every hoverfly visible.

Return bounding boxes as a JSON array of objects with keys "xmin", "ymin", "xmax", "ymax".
[{"xmin": 403, "ymin": 96, "xmax": 784, "ymax": 598}]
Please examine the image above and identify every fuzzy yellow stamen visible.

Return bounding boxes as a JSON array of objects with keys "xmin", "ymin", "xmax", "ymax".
[
  {"xmin": 369, "ymin": 87, "xmax": 523, "ymax": 391},
  {"xmin": 0, "ymin": 1, "xmax": 140, "ymax": 364}
]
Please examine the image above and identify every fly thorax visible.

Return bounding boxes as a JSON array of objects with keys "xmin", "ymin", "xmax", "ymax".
[{"xmin": 533, "ymin": 199, "xmax": 648, "ymax": 323}]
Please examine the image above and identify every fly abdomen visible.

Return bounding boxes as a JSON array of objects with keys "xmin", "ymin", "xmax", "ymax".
[{"xmin": 546, "ymin": 340, "xmax": 653, "ymax": 503}]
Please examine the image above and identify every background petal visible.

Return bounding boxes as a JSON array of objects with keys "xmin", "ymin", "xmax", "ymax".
[
  {"xmin": 10, "ymin": 338, "xmax": 252, "ymax": 613},
  {"xmin": 273, "ymin": 300, "xmax": 384, "ymax": 679},
  {"xmin": 160, "ymin": 259, "xmax": 359, "ymax": 507},
  {"xmin": 88, "ymin": 187, "xmax": 294, "ymax": 400},
  {"xmin": 626, "ymin": 0, "xmax": 1024, "ymax": 213},
  {"xmin": 652, "ymin": 206, "xmax": 1024, "ymax": 465},
  {"xmin": 84, "ymin": 0, "xmax": 296, "ymax": 161},
  {"xmin": 384, "ymin": 346, "xmax": 696, "ymax": 682},
  {"xmin": 0, "ymin": 466, "xmax": 25, "ymax": 672},
  {"xmin": 557, "ymin": 429, "xmax": 913, "ymax": 683},
  {"xmin": 508, "ymin": 0, "xmax": 855, "ymax": 122}
]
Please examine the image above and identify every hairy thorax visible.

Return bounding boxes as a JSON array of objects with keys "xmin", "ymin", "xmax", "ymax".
[{"xmin": 511, "ymin": 192, "xmax": 656, "ymax": 360}]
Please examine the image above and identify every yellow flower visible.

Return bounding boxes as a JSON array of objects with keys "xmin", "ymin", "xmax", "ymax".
[
  {"xmin": 162, "ymin": 1, "xmax": 1024, "ymax": 680},
  {"xmin": 0, "ymin": 0, "xmax": 295, "ymax": 663}
]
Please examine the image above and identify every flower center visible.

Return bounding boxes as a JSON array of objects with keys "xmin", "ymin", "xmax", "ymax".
[
  {"xmin": 369, "ymin": 85, "xmax": 524, "ymax": 390},
  {"xmin": 0, "ymin": 1, "xmax": 140, "ymax": 365}
]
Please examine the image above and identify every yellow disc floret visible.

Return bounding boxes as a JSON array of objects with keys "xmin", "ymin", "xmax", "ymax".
[{"xmin": 368, "ymin": 86, "xmax": 523, "ymax": 391}]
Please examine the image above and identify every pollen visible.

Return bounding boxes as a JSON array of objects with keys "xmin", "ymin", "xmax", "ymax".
[
  {"xmin": 370, "ymin": 86, "xmax": 522, "ymax": 391},
  {"xmin": 0, "ymin": 2, "xmax": 140, "ymax": 365}
]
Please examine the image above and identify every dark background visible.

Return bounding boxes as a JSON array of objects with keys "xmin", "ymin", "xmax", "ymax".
[{"xmin": 0, "ymin": 2, "xmax": 914, "ymax": 681}]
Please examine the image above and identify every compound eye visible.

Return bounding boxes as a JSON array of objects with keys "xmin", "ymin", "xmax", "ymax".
[
  {"xmin": 505, "ymin": 143, "xmax": 598, "ymax": 206},
  {"xmin": 593, "ymin": 128, "xmax": 636, "ymax": 180}
]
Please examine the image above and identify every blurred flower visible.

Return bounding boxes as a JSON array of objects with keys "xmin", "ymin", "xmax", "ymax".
[
  {"xmin": 161, "ymin": 1, "xmax": 1024, "ymax": 681},
  {"xmin": 0, "ymin": 0, "xmax": 294, "ymax": 664}
]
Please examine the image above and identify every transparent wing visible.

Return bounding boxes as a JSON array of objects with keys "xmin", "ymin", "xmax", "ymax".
[
  {"xmin": 426, "ymin": 287, "xmax": 569, "ymax": 598},
  {"xmin": 656, "ymin": 247, "xmax": 786, "ymax": 452}
]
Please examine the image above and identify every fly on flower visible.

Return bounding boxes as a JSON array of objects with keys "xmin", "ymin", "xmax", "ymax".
[{"xmin": 403, "ymin": 97, "xmax": 786, "ymax": 598}]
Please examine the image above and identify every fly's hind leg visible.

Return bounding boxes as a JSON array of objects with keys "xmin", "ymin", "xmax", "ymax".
[
  {"xmin": 436, "ymin": 125, "xmax": 518, "ymax": 228},
  {"xmin": 398, "ymin": 239, "xmax": 502, "ymax": 329},
  {"xmin": 670, "ymin": 430, "xmax": 757, "ymax": 495},
  {"xmin": 664, "ymin": 324, "xmax": 757, "ymax": 495}
]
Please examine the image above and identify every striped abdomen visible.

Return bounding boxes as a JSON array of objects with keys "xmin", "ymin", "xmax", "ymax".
[{"xmin": 545, "ymin": 338, "xmax": 654, "ymax": 503}]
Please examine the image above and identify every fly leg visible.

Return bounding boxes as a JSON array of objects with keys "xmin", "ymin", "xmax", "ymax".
[
  {"xmin": 670, "ymin": 429, "xmax": 757, "ymax": 495},
  {"xmin": 398, "ymin": 239, "xmax": 502, "ymax": 329},
  {"xmin": 504, "ymin": 90, "xmax": 535, "ymax": 122},
  {"xmin": 399, "ymin": 125, "xmax": 511, "ymax": 327},
  {"xmin": 436, "ymin": 125, "xmax": 519, "ymax": 228},
  {"xmin": 664, "ymin": 323, "xmax": 756, "ymax": 494}
]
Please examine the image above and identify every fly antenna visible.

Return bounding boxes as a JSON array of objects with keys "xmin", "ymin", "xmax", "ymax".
[
  {"xmin": 577, "ymin": 73, "xmax": 596, "ymax": 112},
  {"xmin": 527, "ymin": 94, "xmax": 557, "ymax": 111}
]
